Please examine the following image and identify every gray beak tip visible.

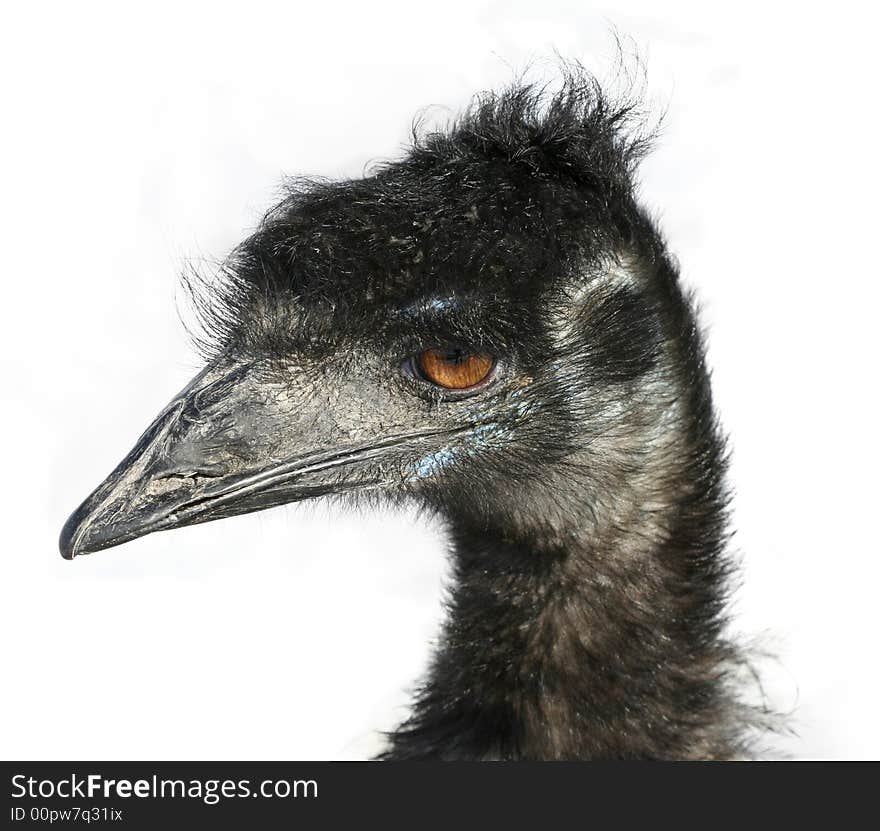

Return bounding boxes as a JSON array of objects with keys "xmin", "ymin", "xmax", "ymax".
[
  {"xmin": 59, "ymin": 506, "xmax": 84, "ymax": 560},
  {"xmin": 59, "ymin": 497, "xmax": 150, "ymax": 560}
]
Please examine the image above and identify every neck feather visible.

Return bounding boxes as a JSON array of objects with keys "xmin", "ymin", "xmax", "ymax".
[{"xmin": 384, "ymin": 393, "xmax": 749, "ymax": 760}]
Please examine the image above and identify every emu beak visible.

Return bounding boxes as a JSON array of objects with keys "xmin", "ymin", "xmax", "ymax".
[{"xmin": 59, "ymin": 356, "xmax": 413, "ymax": 559}]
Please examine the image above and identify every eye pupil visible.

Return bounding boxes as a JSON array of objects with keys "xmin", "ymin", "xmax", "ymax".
[{"xmin": 418, "ymin": 348, "xmax": 495, "ymax": 390}]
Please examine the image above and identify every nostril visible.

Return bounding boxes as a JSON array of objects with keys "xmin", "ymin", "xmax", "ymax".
[
  {"xmin": 157, "ymin": 462, "xmax": 230, "ymax": 480},
  {"xmin": 143, "ymin": 464, "xmax": 230, "ymax": 500}
]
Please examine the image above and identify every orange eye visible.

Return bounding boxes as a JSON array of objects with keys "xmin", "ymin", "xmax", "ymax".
[{"xmin": 417, "ymin": 348, "xmax": 495, "ymax": 390}]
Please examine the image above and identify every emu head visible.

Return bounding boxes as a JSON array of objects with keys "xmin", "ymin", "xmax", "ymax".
[{"xmin": 60, "ymin": 79, "xmax": 684, "ymax": 560}]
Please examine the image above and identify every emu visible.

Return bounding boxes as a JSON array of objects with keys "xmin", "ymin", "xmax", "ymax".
[{"xmin": 60, "ymin": 73, "xmax": 757, "ymax": 760}]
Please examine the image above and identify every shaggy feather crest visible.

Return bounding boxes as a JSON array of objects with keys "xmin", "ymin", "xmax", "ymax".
[
  {"xmin": 183, "ymin": 68, "xmax": 654, "ymax": 363},
  {"xmin": 411, "ymin": 70, "xmax": 652, "ymax": 188}
]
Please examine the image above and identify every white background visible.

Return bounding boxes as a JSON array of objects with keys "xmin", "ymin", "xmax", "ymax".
[{"xmin": 2, "ymin": 1, "xmax": 878, "ymax": 760}]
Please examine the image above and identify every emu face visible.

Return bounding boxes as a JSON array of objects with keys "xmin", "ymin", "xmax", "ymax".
[
  {"xmin": 59, "ymin": 284, "xmax": 552, "ymax": 557},
  {"xmin": 60, "ymin": 79, "xmax": 670, "ymax": 564},
  {"xmin": 60, "ymin": 78, "xmax": 749, "ymax": 759}
]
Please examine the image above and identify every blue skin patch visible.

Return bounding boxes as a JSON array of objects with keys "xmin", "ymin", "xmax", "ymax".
[
  {"xmin": 411, "ymin": 423, "xmax": 509, "ymax": 479},
  {"xmin": 423, "ymin": 297, "xmax": 458, "ymax": 313},
  {"xmin": 471, "ymin": 423, "xmax": 505, "ymax": 442},
  {"xmin": 413, "ymin": 447, "xmax": 457, "ymax": 478},
  {"xmin": 397, "ymin": 295, "xmax": 462, "ymax": 318}
]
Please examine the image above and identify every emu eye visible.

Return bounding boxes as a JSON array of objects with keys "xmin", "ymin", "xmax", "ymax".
[{"xmin": 416, "ymin": 347, "xmax": 495, "ymax": 390}]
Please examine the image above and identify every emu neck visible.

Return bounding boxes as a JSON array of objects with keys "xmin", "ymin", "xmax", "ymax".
[{"xmin": 385, "ymin": 465, "xmax": 738, "ymax": 760}]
